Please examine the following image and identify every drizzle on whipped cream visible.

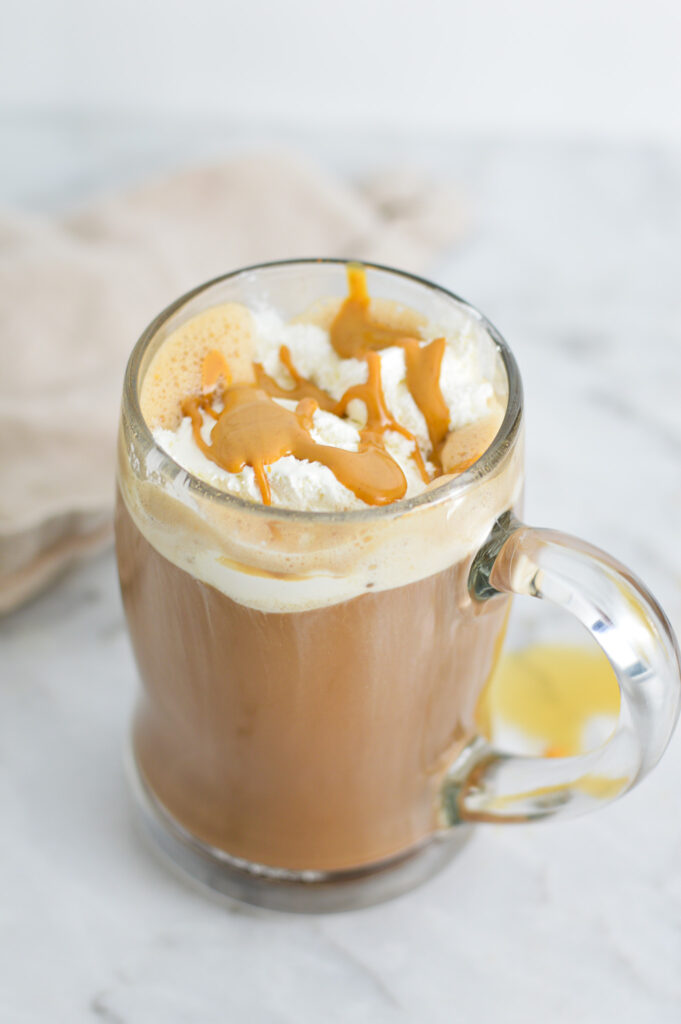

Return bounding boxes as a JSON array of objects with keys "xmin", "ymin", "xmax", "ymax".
[{"xmin": 151, "ymin": 266, "xmax": 501, "ymax": 511}]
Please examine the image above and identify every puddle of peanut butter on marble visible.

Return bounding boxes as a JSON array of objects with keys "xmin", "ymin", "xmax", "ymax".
[{"xmin": 477, "ymin": 644, "xmax": 620, "ymax": 757}]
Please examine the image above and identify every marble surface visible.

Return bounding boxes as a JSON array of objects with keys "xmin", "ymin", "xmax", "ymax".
[{"xmin": 2, "ymin": 118, "xmax": 681, "ymax": 1022}]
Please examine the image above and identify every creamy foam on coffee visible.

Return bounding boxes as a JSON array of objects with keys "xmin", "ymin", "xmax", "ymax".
[{"xmin": 121, "ymin": 266, "xmax": 522, "ymax": 611}]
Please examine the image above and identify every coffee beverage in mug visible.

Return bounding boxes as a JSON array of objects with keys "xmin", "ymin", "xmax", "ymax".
[{"xmin": 116, "ymin": 260, "xmax": 680, "ymax": 911}]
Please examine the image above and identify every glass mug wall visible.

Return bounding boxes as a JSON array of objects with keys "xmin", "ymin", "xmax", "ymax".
[{"xmin": 115, "ymin": 261, "xmax": 681, "ymax": 912}]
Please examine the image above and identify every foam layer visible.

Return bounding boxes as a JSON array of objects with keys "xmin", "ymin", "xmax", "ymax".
[
  {"xmin": 142, "ymin": 303, "xmax": 256, "ymax": 430},
  {"xmin": 118, "ymin": 429, "xmax": 523, "ymax": 612}
]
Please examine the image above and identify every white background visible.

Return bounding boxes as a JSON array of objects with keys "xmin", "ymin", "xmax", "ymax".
[{"xmin": 1, "ymin": 0, "xmax": 680, "ymax": 143}]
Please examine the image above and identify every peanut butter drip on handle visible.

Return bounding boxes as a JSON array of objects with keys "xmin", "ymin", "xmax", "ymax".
[{"xmin": 179, "ymin": 265, "xmax": 489, "ymax": 507}]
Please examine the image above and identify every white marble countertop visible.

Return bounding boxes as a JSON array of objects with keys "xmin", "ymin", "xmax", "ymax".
[{"xmin": 2, "ymin": 119, "xmax": 681, "ymax": 1022}]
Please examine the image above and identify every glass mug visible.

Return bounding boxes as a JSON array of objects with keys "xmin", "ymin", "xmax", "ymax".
[{"xmin": 115, "ymin": 260, "xmax": 681, "ymax": 912}]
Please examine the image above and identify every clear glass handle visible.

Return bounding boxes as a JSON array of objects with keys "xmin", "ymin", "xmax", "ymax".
[{"xmin": 441, "ymin": 514, "xmax": 681, "ymax": 825}]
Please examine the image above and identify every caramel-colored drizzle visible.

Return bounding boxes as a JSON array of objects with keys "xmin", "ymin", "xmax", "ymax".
[
  {"xmin": 254, "ymin": 346, "xmax": 337, "ymax": 412},
  {"xmin": 334, "ymin": 352, "xmax": 430, "ymax": 484},
  {"xmin": 183, "ymin": 388, "xmax": 407, "ymax": 506},
  {"xmin": 181, "ymin": 266, "xmax": 483, "ymax": 506},
  {"xmin": 329, "ymin": 264, "xmax": 414, "ymax": 357},
  {"xmin": 330, "ymin": 266, "xmax": 451, "ymax": 458},
  {"xmin": 400, "ymin": 337, "xmax": 450, "ymax": 453},
  {"xmin": 201, "ymin": 350, "xmax": 232, "ymax": 394},
  {"xmin": 254, "ymin": 346, "xmax": 430, "ymax": 485}
]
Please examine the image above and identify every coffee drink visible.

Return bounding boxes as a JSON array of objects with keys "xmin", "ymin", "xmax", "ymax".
[{"xmin": 116, "ymin": 262, "xmax": 523, "ymax": 873}]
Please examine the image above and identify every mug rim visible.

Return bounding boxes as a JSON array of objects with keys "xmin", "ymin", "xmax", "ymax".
[{"xmin": 123, "ymin": 257, "xmax": 523, "ymax": 523}]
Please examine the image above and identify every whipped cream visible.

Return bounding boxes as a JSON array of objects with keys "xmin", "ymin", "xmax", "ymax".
[{"xmin": 152, "ymin": 307, "xmax": 496, "ymax": 512}]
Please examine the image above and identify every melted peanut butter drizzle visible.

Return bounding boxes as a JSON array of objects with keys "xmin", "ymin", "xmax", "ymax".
[
  {"xmin": 329, "ymin": 264, "xmax": 414, "ymax": 357},
  {"xmin": 183, "ymin": 388, "xmax": 407, "ymax": 506},
  {"xmin": 201, "ymin": 350, "xmax": 232, "ymax": 394},
  {"xmin": 253, "ymin": 345, "xmax": 430, "ymax": 486},
  {"xmin": 401, "ymin": 337, "xmax": 450, "ymax": 453},
  {"xmin": 334, "ymin": 351, "xmax": 431, "ymax": 484},
  {"xmin": 181, "ymin": 266, "xmax": 481, "ymax": 506},
  {"xmin": 254, "ymin": 346, "xmax": 337, "ymax": 412},
  {"xmin": 330, "ymin": 266, "xmax": 451, "ymax": 455}
]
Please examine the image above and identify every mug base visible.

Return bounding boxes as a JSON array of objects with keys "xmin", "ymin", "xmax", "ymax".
[{"xmin": 127, "ymin": 750, "xmax": 474, "ymax": 914}]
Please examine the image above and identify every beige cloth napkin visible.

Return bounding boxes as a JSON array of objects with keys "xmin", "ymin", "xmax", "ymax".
[{"xmin": 0, "ymin": 150, "xmax": 462, "ymax": 614}]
